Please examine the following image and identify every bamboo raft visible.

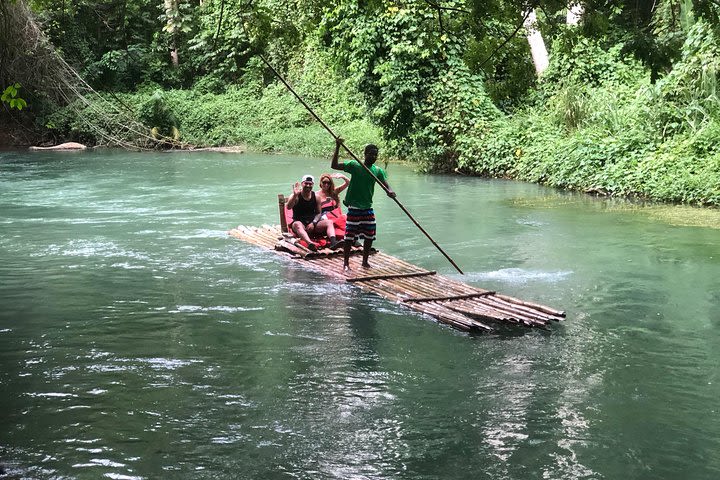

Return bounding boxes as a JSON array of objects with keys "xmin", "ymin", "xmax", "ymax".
[{"xmin": 229, "ymin": 198, "xmax": 565, "ymax": 333}]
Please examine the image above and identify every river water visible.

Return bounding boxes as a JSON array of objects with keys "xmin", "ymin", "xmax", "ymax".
[{"xmin": 1, "ymin": 149, "xmax": 719, "ymax": 479}]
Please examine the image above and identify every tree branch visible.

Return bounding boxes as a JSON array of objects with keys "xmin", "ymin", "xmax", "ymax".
[
  {"xmin": 212, "ymin": 0, "xmax": 225, "ymax": 49},
  {"xmin": 476, "ymin": 8, "xmax": 534, "ymax": 71}
]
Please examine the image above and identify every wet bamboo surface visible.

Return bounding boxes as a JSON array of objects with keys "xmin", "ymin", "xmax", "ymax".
[{"xmin": 229, "ymin": 225, "xmax": 566, "ymax": 333}]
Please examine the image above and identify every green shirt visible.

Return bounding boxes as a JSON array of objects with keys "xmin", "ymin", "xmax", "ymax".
[{"xmin": 342, "ymin": 160, "xmax": 387, "ymax": 210}]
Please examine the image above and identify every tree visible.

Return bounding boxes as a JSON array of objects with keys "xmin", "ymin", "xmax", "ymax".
[
  {"xmin": 524, "ymin": 9, "xmax": 549, "ymax": 75},
  {"xmin": 320, "ymin": 0, "xmax": 500, "ymax": 166},
  {"xmin": 162, "ymin": 0, "xmax": 180, "ymax": 67}
]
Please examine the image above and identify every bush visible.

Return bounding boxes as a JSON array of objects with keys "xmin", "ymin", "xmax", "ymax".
[{"xmin": 454, "ymin": 17, "xmax": 720, "ymax": 207}]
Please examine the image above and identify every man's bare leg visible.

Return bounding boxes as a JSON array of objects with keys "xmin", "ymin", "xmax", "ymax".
[
  {"xmin": 315, "ymin": 219, "xmax": 340, "ymax": 249},
  {"xmin": 343, "ymin": 238, "xmax": 352, "ymax": 271},
  {"xmin": 291, "ymin": 221, "xmax": 317, "ymax": 250},
  {"xmin": 362, "ymin": 239, "xmax": 373, "ymax": 268}
]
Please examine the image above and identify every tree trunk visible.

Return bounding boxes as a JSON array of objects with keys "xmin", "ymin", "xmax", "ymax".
[
  {"xmin": 164, "ymin": 0, "xmax": 179, "ymax": 67},
  {"xmin": 524, "ymin": 10, "xmax": 549, "ymax": 76},
  {"xmin": 169, "ymin": 45, "xmax": 179, "ymax": 67}
]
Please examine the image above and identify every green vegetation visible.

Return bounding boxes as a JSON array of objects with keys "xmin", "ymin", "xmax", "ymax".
[
  {"xmin": 2, "ymin": 0, "xmax": 719, "ymax": 206},
  {"xmin": 45, "ymin": 42, "xmax": 383, "ymax": 156},
  {"xmin": 1, "ymin": 83, "xmax": 27, "ymax": 110},
  {"xmin": 458, "ymin": 13, "xmax": 720, "ymax": 206}
]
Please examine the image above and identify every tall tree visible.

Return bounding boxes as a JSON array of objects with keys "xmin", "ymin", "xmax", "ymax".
[
  {"xmin": 524, "ymin": 9, "xmax": 549, "ymax": 75},
  {"xmin": 163, "ymin": 0, "xmax": 180, "ymax": 67}
]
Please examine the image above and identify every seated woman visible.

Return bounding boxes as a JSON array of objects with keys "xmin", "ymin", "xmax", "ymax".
[
  {"xmin": 317, "ymin": 173, "xmax": 350, "ymax": 217},
  {"xmin": 285, "ymin": 174, "xmax": 341, "ymax": 251},
  {"xmin": 317, "ymin": 173, "xmax": 350, "ymax": 239}
]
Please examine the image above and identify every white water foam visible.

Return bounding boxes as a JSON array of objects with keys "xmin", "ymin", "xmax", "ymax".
[
  {"xmin": 264, "ymin": 331, "xmax": 327, "ymax": 342},
  {"xmin": 39, "ymin": 240, "xmax": 151, "ymax": 261},
  {"xmin": 170, "ymin": 305, "xmax": 264, "ymax": 313},
  {"xmin": 26, "ymin": 392, "xmax": 78, "ymax": 398},
  {"xmin": 168, "ymin": 229, "xmax": 229, "ymax": 239},
  {"xmin": 103, "ymin": 473, "xmax": 143, "ymax": 480},
  {"xmin": 458, "ymin": 268, "xmax": 572, "ymax": 285}
]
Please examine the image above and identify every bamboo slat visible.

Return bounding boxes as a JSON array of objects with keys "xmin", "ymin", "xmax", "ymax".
[
  {"xmin": 403, "ymin": 291, "xmax": 495, "ymax": 303},
  {"xmin": 274, "ymin": 239, "xmax": 307, "ymax": 257},
  {"xmin": 347, "ymin": 271, "xmax": 436, "ymax": 283},
  {"xmin": 479, "ymin": 296, "xmax": 557, "ymax": 323},
  {"xmin": 494, "ymin": 293, "xmax": 566, "ymax": 318}
]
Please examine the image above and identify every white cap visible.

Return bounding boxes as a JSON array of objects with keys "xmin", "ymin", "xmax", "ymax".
[{"xmin": 301, "ymin": 174, "xmax": 314, "ymax": 183}]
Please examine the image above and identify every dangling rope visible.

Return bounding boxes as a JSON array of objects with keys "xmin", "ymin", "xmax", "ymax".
[
  {"xmin": 2, "ymin": 0, "xmax": 182, "ymax": 150},
  {"xmin": 258, "ymin": 54, "xmax": 464, "ymax": 274}
]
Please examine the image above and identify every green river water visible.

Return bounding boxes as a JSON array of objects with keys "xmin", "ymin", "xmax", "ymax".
[{"xmin": 1, "ymin": 149, "xmax": 719, "ymax": 479}]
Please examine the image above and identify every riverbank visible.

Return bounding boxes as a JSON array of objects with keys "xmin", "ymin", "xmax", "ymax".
[
  {"xmin": 455, "ymin": 112, "xmax": 720, "ymax": 208},
  {"xmin": 23, "ymin": 97, "xmax": 720, "ymax": 208},
  {"xmin": 44, "ymin": 78, "xmax": 384, "ymax": 159},
  {"xmin": 24, "ymin": 75, "xmax": 720, "ymax": 208}
]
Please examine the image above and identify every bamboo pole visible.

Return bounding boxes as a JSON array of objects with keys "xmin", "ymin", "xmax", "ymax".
[
  {"xmin": 403, "ymin": 292, "xmax": 495, "ymax": 303},
  {"xmin": 494, "ymin": 293, "xmax": 566, "ymax": 318},
  {"xmin": 360, "ymin": 279, "xmax": 487, "ymax": 331},
  {"xmin": 470, "ymin": 298, "xmax": 546, "ymax": 326},
  {"xmin": 481, "ymin": 296, "xmax": 558, "ymax": 322},
  {"xmin": 257, "ymin": 54, "xmax": 464, "ymax": 275},
  {"xmin": 347, "ymin": 270, "xmax": 436, "ymax": 283},
  {"xmin": 278, "ymin": 194, "xmax": 288, "ymax": 233},
  {"xmin": 275, "ymin": 239, "xmax": 307, "ymax": 257}
]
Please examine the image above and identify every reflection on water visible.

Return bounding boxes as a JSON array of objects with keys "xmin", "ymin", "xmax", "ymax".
[{"xmin": 1, "ymin": 151, "xmax": 720, "ymax": 479}]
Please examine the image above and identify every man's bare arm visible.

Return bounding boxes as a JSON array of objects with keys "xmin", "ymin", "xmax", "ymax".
[
  {"xmin": 286, "ymin": 182, "xmax": 301, "ymax": 209},
  {"xmin": 331, "ymin": 137, "xmax": 344, "ymax": 171},
  {"xmin": 383, "ymin": 180, "xmax": 396, "ymax": 199}
]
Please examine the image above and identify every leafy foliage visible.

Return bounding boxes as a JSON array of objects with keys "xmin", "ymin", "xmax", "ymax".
[
  {"xmin": 1, "ymin": 83, "xmax": 27, "ymax": 110},
  {"xmin": 321, "ymin": 1, "xmax": 500, "ymax": 167},
  {"xmin": 541, "ymin": 32, "xmax": 646, "ymax": 89},
  {"xmin": 136, "ymin": 90, "xmax": 179, "ymax": 140},
  {"xmin": 455, "ymin": 2, "xmax": 720, "ymax": 206}
]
